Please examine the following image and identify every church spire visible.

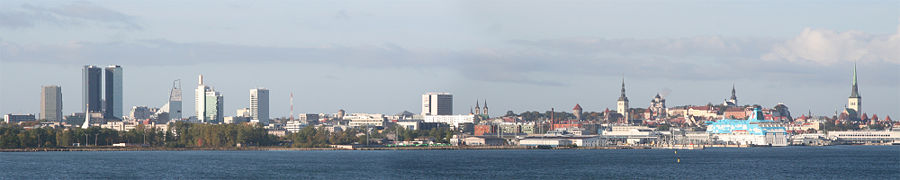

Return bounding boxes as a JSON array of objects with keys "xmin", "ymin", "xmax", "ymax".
[
  {"xmin": 618, "ymin": 76, "xmax": 628, "ymax": 101},
  {"xmin": 730, "ymin": 83, "xmax": 737, "ymax": 100},
  {"xmin": 849, "ymin": 62, "xmax": 860, "ymax": 98}
]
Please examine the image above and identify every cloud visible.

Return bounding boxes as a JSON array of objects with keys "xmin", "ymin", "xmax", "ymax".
[
  {"xmin": 762, "ymin": 25, "xmax": 900, "ymax": 65},
  {"xmin": 0, "ymin": 2, "xmax": 140, "ymax": 29},
  {"xmin": 3, "ymin": 23, "xmax": 899, "ymax": 86}
]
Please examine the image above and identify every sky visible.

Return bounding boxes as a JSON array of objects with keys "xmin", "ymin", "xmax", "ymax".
[{"xmin": 1, "ymin": 0, "xmax": 898, "ymax": 119}]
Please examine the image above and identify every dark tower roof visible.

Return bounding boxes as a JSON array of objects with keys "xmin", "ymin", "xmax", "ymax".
[
  {"xmin": 475, "ymin": 100, "xmax": 480, "ymax": 108},
  {"xmin": 849, "ymin": 63, "xmax": 861, "ymax": 98},
  {"xmin": 730, "ymin": 84, "xmax": 737, "ymax": 100},
  {"xmin": 573, "ymin": 104, "xmax": 583, "ymax": 110},
  {"xmin": 618, "ymin": 77, "xmax": 628, "ymax": 101},
  {"xmin": 483, "ymin": 100, "xmax": 487, "ymax": 108}
]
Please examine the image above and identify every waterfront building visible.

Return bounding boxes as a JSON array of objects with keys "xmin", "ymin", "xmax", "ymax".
[
  {"xmin": 599, "ymin": 125, "xmax": 659, "ymax": 145},
  {"xmin": 423, "ymin": 114, "xmax": 474, "ymax": 128},
  {"xmin": 519, "ymin": 135, "xmax": 603, "ymax": 147},
  {"xmin": 421, "ymin": 92, "xmax": 452, "ymax": 116},
  {"xmin": 3, "ymin": 114, "xmax": 36, "ymax": 124},
  {"xmin": 847, "ymin": 63, "xmax": 862, "ymax": 117},
  {"xmin": 706, "ymin": 107, "xmax": 788, "ymax": 146},
  {"xmin": 204, "ymin": 91, "xmax": 224, "ymax": 124},
  {"xmin": 462, "ymin": 136, "xmax": 506, "ymax": 146},
  {"xmin": 250, "ymin": 88, "xmax": 270, "ymax": 125},
  {"xmin": 40, "ymin": 85, "xmax": 63, "ymax": 122},
  {"xmin": 827, "ymin": 130, "xmax": 900, "ymax": 144},
  {"xmin": 83, "ymin": 65, "xmax": 103, "ymax": 113},
  {"xmin": 104, "ymin": 65, "xmax": 123, "ymax": 119}
]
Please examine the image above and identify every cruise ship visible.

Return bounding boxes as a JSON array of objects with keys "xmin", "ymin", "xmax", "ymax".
[{"xmin": 706, "ymin": 107, "xmax": 788, "ymax": 146}]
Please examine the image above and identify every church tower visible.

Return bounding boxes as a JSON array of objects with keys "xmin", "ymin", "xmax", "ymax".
[
  {"xmin": 474, "ymin": 100, "xmax": 481, "ymax": 115},
  {"xmin": 848, "ymin": 63, "xmax": 862, "ymax": 116},
  {"xmin": 724, "ymin": 84, "xmax": 738, "ymax": 106},
  {"xmin": 616, "ymin": 77, "xmax": 629, "ymax": 118},
  {"xmin": 482, "ymin": 100, "xmax": 488, "ymax": 116}
]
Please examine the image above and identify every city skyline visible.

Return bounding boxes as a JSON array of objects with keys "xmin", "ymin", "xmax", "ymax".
[{"xmin": 1, "ymin": 1, "xmax": 898, "ymax": 118}]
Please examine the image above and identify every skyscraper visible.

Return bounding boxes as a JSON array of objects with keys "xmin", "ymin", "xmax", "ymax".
[
  {"xmin": 204, "ymin": 91, "xmax": 224, "ymax": 123},
  {"xmin": 250, "ymin": 88, "xmax": 269, "ymax": 125},
  {"xmin": 40, "ymin": 85, "xmax": 63, "ymax": 122},
  {"xmin": 422, "ymin": 92, "xmax": 453, "ymax": 116},
  {"xmin": 104, "ymin": 65, "xmax": 123, "ymax": 119},
  {"xmin": 196, "ymin": 75, "xmax": 211, "ymax": 122},
  {"xmin": 160, "ymin": 79, "xmax": 182, "ymax": 122},
  {"xmin": 848, "ymin": 63, "xmax": 862, "ymax": 116},
  {"xmin": 83, "ymin": 65, "xmax": 102, "ymax": 113}
]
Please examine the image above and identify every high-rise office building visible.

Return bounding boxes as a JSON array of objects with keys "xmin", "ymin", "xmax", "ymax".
[
  {"xmin": 159, "ymin": 79, "xmax": 182, "ymax": 122},
  {"xmin": 250, "ymin": 88, "xmax": 269, "ymax": 125},
  {"xmin": 196, "ymin": 75, "xmax": 211, "ymax": 122},
  {"xmin": 104, "ymin": 65, "xmax": 123, "ymax": 119},
  {"xmin": 205, "ymin": 91, "xmax": 224, "ymax": 123},
  {"xmin": 83, "ymin": 65, "xmax": 102, "ymax": 113},
  {"xmin": 421, "ymin": 92, "xmax": 453, "ymax": 116},
  {"xmin": 40, "ymin": 85, "xmax": 63, "ymax": 121}
]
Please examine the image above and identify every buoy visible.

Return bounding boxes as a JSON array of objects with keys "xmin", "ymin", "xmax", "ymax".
[
  {"xmin": 674, "ymin": 150, "xmax": 677, "ymax": 154},
  {"xmin": 677, "ymin": 158, "xmax": 680, "ymax": 163}
]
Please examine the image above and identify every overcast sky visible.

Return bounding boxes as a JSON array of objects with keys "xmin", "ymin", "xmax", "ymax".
[{"xmin": 1, "ymin": 0, "xmax": 898, "ymax": 119}]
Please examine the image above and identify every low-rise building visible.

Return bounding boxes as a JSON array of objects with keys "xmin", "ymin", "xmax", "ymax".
[
  {"xmin": 346, "ymin": 113, "xmax": 386, "ymax": 127},
  {"xmin": 462, "ymin": 136, "xmax": 506, "ymax": 146},
  {"xmin": 4, "ymin": 114, "xmax": 35, "ymax": 124},
  {"xmin": 424, "ymin": 114, "xmax": 474, "ymax": 128}
]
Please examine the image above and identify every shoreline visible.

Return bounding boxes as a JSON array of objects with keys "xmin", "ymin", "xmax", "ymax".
[{"xmin": 2, "ymin": 144, "xmax": 893, "ymax": 152}]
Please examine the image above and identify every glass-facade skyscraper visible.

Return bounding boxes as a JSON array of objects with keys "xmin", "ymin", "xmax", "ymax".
[
  {"xmin": 83, "ymin": 65, "xmax": 102, "ymax": 113},
  {"xmin": 105, "ymin": 65, "xmax": 123, "ymax": 119}
]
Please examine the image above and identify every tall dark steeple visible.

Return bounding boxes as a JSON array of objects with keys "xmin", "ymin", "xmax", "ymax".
[
  {"xmin": 847, "ymin": 62, "xmax": 862, "ymax": 115},
  {"xmin": 474, "ymin": 100, "xmax": 481, "ymax": 115},
  {"xmin": 730, "ymin": 84, "xmax": 737, "ymax": 100},
  {"xmin": 849, "ymin": 63, "xmax": 860, "ymax": 98},
  {"xmin": 482, "ymin": 100, "xmax": 488, "ymax": 115},
  {"xmin": 618, "ymin": 77, "xmax": 628, "ymax": 101}
]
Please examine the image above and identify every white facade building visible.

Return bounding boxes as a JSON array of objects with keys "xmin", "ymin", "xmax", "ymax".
[
  {"xmin": 346, "ymin": 113, "xmax": 387, "ymax": 127},
  {"xmin": 250, "ymin": 88, "xmax": 270, "ymax": 125},
  {"xmin": 423, "ymin": 114, "xmax": 474, "ymax": 128},
  {"xmin": 422, "ymin": 92, "xmax": 453, "ymax": 116}
]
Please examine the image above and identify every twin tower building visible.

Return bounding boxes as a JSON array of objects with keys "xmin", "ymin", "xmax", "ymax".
[{"xmin": 82, "ymin": 65, "xmax": 123, "ymax": 120}]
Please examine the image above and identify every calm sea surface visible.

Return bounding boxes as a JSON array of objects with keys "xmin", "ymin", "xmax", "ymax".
[{"xmin": 1, "ymin": 146, "xmax": 898, "ymax": 179}]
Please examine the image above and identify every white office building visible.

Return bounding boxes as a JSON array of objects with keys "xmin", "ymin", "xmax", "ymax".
[
  {"xmin": 250, "ymin": 88, "xmax": 269, "ymax": 125},
  {"xmin": 421, "ymin": 92, "xmax": 452, "ymax": 116}
]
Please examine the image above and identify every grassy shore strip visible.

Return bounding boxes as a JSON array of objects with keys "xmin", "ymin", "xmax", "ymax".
[{"xmin": 0, "ymin": 146, "xmax": 675, "ymax": 152}]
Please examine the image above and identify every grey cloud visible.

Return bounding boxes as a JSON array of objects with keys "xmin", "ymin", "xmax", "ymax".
[
  {"xmin": 2, "ymin": 36, "xmax": 896, "ymax": 86},
  {"xmin": 0, "ymin": 2, "xmax": 140, "ymax": 29}
]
